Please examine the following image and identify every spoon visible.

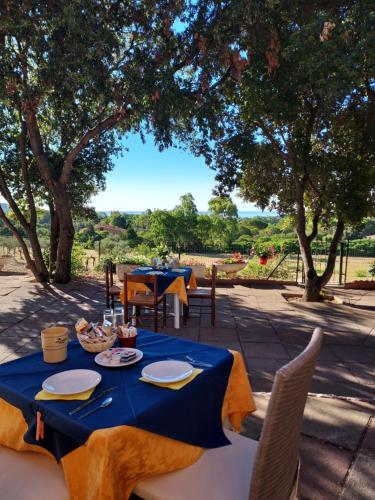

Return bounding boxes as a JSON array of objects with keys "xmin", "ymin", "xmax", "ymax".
[{"xmin": 78, "ymin": 397, "xmax": 112, "ymax": 419}]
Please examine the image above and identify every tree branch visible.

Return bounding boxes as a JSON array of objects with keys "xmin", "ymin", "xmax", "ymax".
[
  {"xmin": 24, "ymin": 106, "xmax": 53, "ymax": 189},
  {"xmin": 0, "ymin": 204, "xmax": 35, "ymax": 270},
  {"xmin": 319, "ymin": 219, "xmax": 345, "ymax": 286},
  {"xmin": 60, "ymin": 111, "xmax": 123, "ymax": 186},
  {"xmin": 256, "ymin": 119, "xmax": 288, "ymax": 160},
  {"xmin": 19, "ymin": 118, "xmax": 37, "ymax": 228},
  {"xmin": 0, "ymin": 167, "xmax": 30, "ymax": 230},
  {"xmin": 306, "ymin": 209, "xmax": 321, "ymax": 243}
]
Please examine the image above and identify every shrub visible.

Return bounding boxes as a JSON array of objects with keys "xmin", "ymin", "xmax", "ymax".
[
  {"xmin": 239, "ymin": 259, "xmax": 292, "ymax": 280},
  {"xmin": 71, "ymin": 243, "xmax": 86, "ymax": 277},
  {"xmin": 369, "ymin": 261, "xmax": 375, "ymax": 278}
]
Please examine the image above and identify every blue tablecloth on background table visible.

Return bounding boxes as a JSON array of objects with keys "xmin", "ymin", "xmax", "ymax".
[
  {"xmin": 132, "ymin": 267, "xmax": 192, "ymax": 294},
  {"xmin": 0, "ymin": 330, "xmax": 233, "ymax": 461}
]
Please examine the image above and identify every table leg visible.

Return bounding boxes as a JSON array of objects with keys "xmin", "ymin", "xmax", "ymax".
[{"xmin": 173, "ymin": 294, "xmax": 180, "ymax": 329}]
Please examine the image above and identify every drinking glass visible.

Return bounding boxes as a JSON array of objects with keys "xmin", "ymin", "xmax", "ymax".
[
  {"xmin": 103, "ymin": 308, "xmax": 113, "ymax": 324},
  {"xmin": 113, "ymin": 307, "xmax": 124, "ymax": 328}
]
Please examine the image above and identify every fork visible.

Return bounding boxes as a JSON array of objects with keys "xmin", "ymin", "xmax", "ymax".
[{"xmin": 185, "ymin": 356, "xmax": 213, "ymax": 368}]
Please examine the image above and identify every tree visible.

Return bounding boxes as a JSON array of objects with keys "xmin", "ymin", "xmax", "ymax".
[
  {"xmin": 0, "ymin": 1, "xmax": 237, "ymax": 282},
  {"xmin": 189, "ymin": 1, "xmax": 375, "ymax": 300},
  {"xmin": 207, "ymin": 196, "xmax": 239, "ymax": 249},
  {"xmin": 172, "ymin": 193, "xmax": 198, "ymax": 253},
  {"xmin": 105, "ymin": 212, "xmax": 131, "ymax": 230}
]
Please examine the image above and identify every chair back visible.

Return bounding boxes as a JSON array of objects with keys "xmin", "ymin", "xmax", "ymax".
[
  {"xmin": 104, "ymin": 260, "xmax": 116, "ymax": 308},
  {"xmin": 123, "ymin": 273, "xmax": 159, "ymax": 307},
  {"xmin": 249, "ymin": 327, "xmax": 323, "ymax": 500}
]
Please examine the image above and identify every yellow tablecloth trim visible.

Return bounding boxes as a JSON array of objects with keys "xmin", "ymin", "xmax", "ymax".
[
  {"xmin": 120, "ymin": 271, "xmax": 197, "ymax": 306},
  {"xmin": 0, "ymin": 350, "xmax": 255, "ymax": 500},
  {"xmin": 35, "ymin": 387, "xmax": 95, "ymax": 401},
  {"xmin": 140, "ymin": 368, "xmax": 203, "ymax": 390}
]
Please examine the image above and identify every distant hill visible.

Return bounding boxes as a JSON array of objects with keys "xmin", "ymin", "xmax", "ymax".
[{"xmin": 0, "ymin": 203, "xmax": 8, "ymax": 213}]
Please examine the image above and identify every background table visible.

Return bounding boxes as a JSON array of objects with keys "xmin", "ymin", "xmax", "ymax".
[{"xmin": 121, "ymin": 267, "xmax": 197, "ymax": 328}]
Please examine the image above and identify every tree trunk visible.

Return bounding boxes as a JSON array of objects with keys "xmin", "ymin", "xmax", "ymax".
[
  {"xmin": 48, "ymin": 201, "xmax": 59, "ymax": 276},
  {"xmin": 52, "ymin": 184, "xmax": 75, "ymax": 283},
  {"xmin": 26, "ymin": 228, "xmax": 49, "ymax": 282}
]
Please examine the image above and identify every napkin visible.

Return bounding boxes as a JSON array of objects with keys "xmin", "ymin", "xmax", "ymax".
[
  {"xmin": 140, "ymin": 368, "xmax": 203, "ymax": 390},
  {"xmin": 35, "ymin": 387, "xmax": 96, "ymax": 400}
]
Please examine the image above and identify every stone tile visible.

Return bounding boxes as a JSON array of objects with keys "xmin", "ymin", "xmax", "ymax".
[
  {"xmin": 301, "ymin": 398, "xmax": 372, "ymax": 451},
  {"xmin": 247, "ymin": 376, "xmax": 274, "ymax": 393},
  {"xmin": 346, "ymin": 363, "xmax": 375, "ymax": 386},
  {"xmin": 200, "ymin": 340, "xmax": 242, "ymax": 351},
  {"xmin": 246, "ymin": 358, "xmax": 287, "ymax": 381},
  {"xmin": 200, "ymin": 314, "xmax": 236, "ymax": 328},
  {"xmin": 242, "ymin": 342, "xmax": 290, "ymax": 359},
  {"xmin": 360, "ymin": 418, "xmax": 375, "ymax": 459},
  {"xmin": 340, "ymin": 453, "xmax": 375, "ymax": 500},
  {"xmin": 237, "ymin": 327, "xmax": 279, "ymax": 343},
  {"xmin": 199, "ymin": 327, "xmax": 238, "ymax": 342},
  {"xmin": 0, "ymin": 323, "xmax": 13, "ymax": 333},
  {"xmin": 285, "ymin": 345, "xmax": 340, "ymax": 361},
  {"xmin": 329, "ymin": 345, "xmax": 375, "ymax": 363},
  {"xmin": 299, "ymin": 435, "xmax": 353, "ymax": 500}
]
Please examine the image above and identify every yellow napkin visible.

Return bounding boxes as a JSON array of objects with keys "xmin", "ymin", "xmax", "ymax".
[
  {"xmin": 140, "ymin": 368, "xmax": 203, "ymax": 390},
  {"xmin": 35, "ymin": 387, "xmax": 96, "ymax": 401}
]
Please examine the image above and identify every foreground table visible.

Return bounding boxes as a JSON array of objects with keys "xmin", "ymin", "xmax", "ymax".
[{"xmin": 0, "ymin": 330, "xmax": 255, "ymax": 500}]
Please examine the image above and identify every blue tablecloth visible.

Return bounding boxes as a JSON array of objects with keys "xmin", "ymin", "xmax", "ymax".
[
  {"xmin": 0, "ymin": 330, "xmax": 233, "ymax": 461},
  {"xmin": 132, "ymin": 267, "xmax": 192, "ymax": 294}
]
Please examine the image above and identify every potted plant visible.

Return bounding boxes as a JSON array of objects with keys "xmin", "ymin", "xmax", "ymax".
[
  {"xmin": 115, "ymin": 255, "xmax": 148, "ymax": 280},
  {"xmin": 215, "ymin": 253, "xmax": 247, "ymax": 278},
  {"xmin": 258, "ymin": 251, "xmax": 269, "ymax": 265}
]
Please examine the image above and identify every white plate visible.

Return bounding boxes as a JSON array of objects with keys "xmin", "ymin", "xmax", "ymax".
[
  {"xmin": 137, "ymin": 267, "xmax": 153, "ymax": 271},
  {"xmin": 171, "ymin": 269, "xmax": 186, "ymax": 273},
  {"xmin": 94, "ymin": 348, "xmax": 143, "ymax": 368},
  {"xmin": 146, "ymin": 271, "xmax": 164, "ymax": 275},
  {"xmin": 42, "ymin": 369, "xmax": 102, "ymax": 395},
  {"xmin": 142, "ymin": 360, "xmax": 193, "ymax": 383}
]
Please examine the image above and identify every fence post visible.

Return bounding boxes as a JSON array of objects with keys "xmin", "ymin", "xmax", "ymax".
[
  {"xmin": 296, "ymin": 250, "xmax": 300, "ymax": 283},
  {"xmin": 339, "ymin": 241, "xmax": 344, "ymax": 285}
]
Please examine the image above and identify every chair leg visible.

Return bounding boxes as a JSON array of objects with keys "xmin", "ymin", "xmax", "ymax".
[
  {"xmin": 154, "ymin": 306, "xmax": 158, "ymax": 332},
  {"xmin": 183, "ymin": 304, "xmax": 188, "ymax": 325},
  {"xmin": 124, "ymin": 303, "xmax": 129, "ymax": 325},
  {"xmin": 211, "ymin": 297, "xmax": 215, "ymax": 327},
  {"xmin": 135, "ymin": 307, "xmax": 140, "ymax": 325},
  {"xmin": 162, "ymin": 296, "xmax": 167, "ymax": 326}
]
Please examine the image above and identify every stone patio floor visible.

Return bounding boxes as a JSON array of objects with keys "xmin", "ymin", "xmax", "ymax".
[{"xmin": 0, "ymin": 270, "xmax": 374, "ymax": 499}]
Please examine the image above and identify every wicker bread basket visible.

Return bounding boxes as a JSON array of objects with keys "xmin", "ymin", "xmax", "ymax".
[{"xmin": 77, "ymin": 333, "xmax": 117, "ymax": 353}]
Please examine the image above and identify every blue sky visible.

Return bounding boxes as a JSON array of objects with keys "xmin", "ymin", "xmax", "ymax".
[
  {"xmin": 92, "ymin": 133, "xmax": 259, "ymax": 212},
  {"xmin": 0, "ymin": 133, "xmax": 265, "ymax": 212}
]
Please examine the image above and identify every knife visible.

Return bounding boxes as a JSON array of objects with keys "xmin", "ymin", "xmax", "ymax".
[{"xmin": 68, "ymin": 386, "xmax": 118, "ymax": 415}]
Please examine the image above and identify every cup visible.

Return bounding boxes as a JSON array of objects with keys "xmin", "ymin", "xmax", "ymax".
[
  {"xmin": 41, "ymin": 326, "xmax": 68, "ymax": 363},
  {"xmin": 103, "ymin": 308, "xmax": 113, "ymax": 324},
  {"xmin": 113, "ymin": 307, "xmax": 124, "ymax": 328},
  {"xmin": 118, "ymin": 335, "xmax": 137, "ymax": 348}
]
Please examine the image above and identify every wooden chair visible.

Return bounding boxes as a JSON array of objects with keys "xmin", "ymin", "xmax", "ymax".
[
  {"xmin": 183, "ymin": 264, "xmax": 216, "ymax": 327},
  {"xmin": 123, "ymin": 273, "xmax": 167, "ymax": 332},
  {"xmin": 104, "ymin": 260, "xmax": 121, "ymax": 309},
  {"xmin": 134, "ymin": 328, "xmax": 324, "ymax": 500}
]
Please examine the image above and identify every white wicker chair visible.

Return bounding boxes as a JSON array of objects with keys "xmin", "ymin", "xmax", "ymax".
[
  {"xmin": 134, "ymin": 327, "xmax": 323, "ymax": 500},
  {"xmin": 0, "ymin": 446, "xmax": 69, "ymax": 500}
]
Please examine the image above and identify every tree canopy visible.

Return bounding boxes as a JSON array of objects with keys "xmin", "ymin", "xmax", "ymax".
[{"xmin": 182, "ymin": 0, "xmax": 375, "ymax": 299}]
